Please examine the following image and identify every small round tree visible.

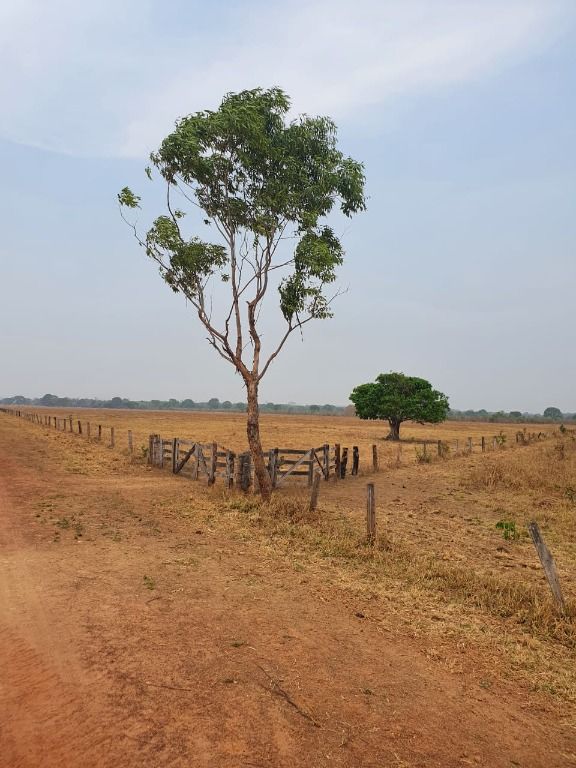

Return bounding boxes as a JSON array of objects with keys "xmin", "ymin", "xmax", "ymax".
[
  {"xmin": 350, "ymin": 372, "xmax": 449, "ymax": 440},
  {"xmin": 543, "ymin": 407, "xmax": 563, "ymax": 420}
]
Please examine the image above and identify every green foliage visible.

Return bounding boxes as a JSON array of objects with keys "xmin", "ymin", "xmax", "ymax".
[
  {"xmin": 544, "ymin": 407, "xmax": 563, "ymax": 420},
  {"xmin": 350, "ymin": 373, "xmax": 449, "ymax": 434},
  {"xmin": 119, "ymin": 87, "xmax": 365, "ymax": 325},
  {"xmin": 495, "ymin": 520, "xmax": 519, "ymax": 541}
]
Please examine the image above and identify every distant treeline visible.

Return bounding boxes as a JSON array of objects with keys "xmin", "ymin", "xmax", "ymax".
[
  {"xmin": 0, "ymin": 395, "xmax": 573, "ymax": 422},
  {"xmin": 448, "ymin": 408, "xmax": 575, "ymax": 423},
  {"xmin": 0, "ymin": 393, "xmax": 349, "ymax": 416}
]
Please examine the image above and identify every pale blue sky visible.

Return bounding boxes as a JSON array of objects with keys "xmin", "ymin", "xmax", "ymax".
[{"xmin": 1, "ymin": 0, "xmax": 575, "ymax": 411}]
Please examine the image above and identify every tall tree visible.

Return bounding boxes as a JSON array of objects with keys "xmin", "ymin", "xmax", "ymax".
[
  {"xmin": 350, "ymin": 372, "xmax": 449, "ymax": 440},
  {"xmin": 118, "ymin": 88, "xmax": 365, "ymax": 499}
]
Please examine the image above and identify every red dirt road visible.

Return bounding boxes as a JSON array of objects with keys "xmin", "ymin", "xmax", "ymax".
[{"xmin": 0, "ymin": 418, "xmax": 574, "ymax": 767}]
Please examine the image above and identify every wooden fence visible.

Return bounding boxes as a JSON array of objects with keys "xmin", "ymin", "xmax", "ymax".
[
  {"xmin": 147, "ymin": 435, "xmax": 360, "ymax": 490},
  {"xmin": 0, "ymin": 408, "xmax": 551, "ymax": 492},
  {"xmin": 0, "ymin": 407, "xmax": 122, "ymax": 449}
]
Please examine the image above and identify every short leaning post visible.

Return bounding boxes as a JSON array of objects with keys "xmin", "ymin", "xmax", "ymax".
[
  {"xmin": 366, "ymin": 483, "xmax": 376, "ymax": 545},
  {"xmin": 528, "ymin": 521, "xmax": 566, "ymax": 614},
  {"xmin": 372, "ymin": 444, "xmax": 379, "ymax": 472}
]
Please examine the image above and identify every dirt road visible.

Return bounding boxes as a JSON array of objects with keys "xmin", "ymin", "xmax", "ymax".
[{"xmin": 0, "ymin": 416, "xmax": 574, "ymax": 767}]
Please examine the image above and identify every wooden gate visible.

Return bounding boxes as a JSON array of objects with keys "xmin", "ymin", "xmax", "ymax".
[
  {"xmin": 271, "ymin": 445, "xmax": 331, "ymax": 487},
  {"xmin": 148, "ymin": 435, "xmax": 344, "ymax": 488}
]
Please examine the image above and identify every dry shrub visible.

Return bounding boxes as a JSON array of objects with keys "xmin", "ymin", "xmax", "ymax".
[
  {"xmin": 406, "ymin": 554, "xmax": 576, "ymax": 647},
  {"xmin": 464, "ymin": 439, "xmax": 576, "ymax": 496},
  {"xmin": 414, "ymin": 446, "xmax": 433, "ymax": 464},
  {"xmin": 226, "ymin": 492, "xmax": 319, "ymax": 524}
]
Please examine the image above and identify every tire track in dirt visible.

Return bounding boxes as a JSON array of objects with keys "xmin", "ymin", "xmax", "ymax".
[{"xmin": 0, "ymin": 467, "xmax": 137, "ymax": 768}]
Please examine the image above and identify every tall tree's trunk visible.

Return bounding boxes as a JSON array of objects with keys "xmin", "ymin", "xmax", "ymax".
[
  {"xmin": 246, "ymin": 378, "xmax": 272, "ymax": 501},
  {"xmin": 386, "ymin": 418, "xmax": 401, "ymax": 441}
]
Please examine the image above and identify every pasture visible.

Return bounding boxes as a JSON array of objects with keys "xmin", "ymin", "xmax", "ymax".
[{"xmin": 1, "ymin": 408, "xmax": 575, "ymax": 766}]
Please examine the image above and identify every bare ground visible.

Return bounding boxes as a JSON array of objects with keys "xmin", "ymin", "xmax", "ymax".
[{"xmin": 1, "ymin": 415, "xmax": 575, "ymax": 767}]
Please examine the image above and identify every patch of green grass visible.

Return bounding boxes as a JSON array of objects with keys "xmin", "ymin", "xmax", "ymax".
[{"xmin": 496, "ymin": 520, "xmax": 519, "ymax": 541}]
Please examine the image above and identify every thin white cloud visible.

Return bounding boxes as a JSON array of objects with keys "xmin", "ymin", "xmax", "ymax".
[{"xmin": 0, "ymin": 0, "xmax": 570, "ymax": 158}]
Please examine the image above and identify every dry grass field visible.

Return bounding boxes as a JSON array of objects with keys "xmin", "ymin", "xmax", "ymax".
[
  {"xmin": 28, "ymin": 406, "xmax": 547, "ymax": 464},
  {"xmin": 2, "ymin": 408, "xmax": 576, "ymax": 766}
]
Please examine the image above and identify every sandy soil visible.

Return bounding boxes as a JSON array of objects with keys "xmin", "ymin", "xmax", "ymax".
[{"xmin": 1, "ymin": 414, "xmax": 575, "ymax": 767}]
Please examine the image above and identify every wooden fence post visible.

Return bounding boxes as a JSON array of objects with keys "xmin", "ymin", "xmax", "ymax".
[
  {"xmin": 209, "ymin": 442, "xmax": 217, "ymax": 485},
  {"xmin": 98, "ymin": 424, "xmax": 102, "ymax": 441},
  {"xmin": 372, "ymin": 444, "xmax": 379, "ymax": 472},
  {"xmin": 148, "ymin": 435, "xmax": 154, "ymax": 465},
  {"xmin": 172, "ymin": 438, "xmax": 179, "ymax": 473},
  {"xmin": 268, "ymin": 448, "xmax": 278, "ymax": 488},
  {"xmin": 309, "ymin": 470, "xmax": 322, "ymax": 512},
  {"xmin": 110, "ymin": 427, "xmax": 115, "ymax": 448},
  {"xmin": 226, "ymin": 451, "xmax": 235, "ymax": 489},
  {"xmin": 481, "ymin": 436, "xmax": 485, "ymax": 452},
  {"xmin": 366, "ymin": 483, "xmax": 376, "ymax": 545},
  {"xmin": 69, "ymin": 416, "xmax": 73, "ymax": 432},
  {"xmin": 307, "ymin": 449, "xmax": 314, "ymax": 487},
  {"xmin": 467, "ymin": 437, "xmax": 472, "ymax": 453},
  {"xmin": 334, "ymin": 444, "xmax": 341, "ymax": 480},
  {"xmin": 323, "ymin": 443, "xmax": 330, "ymax": 480},
  {"xmin": 340, "ymin": 447, "xmax": 348, "ymax": 479},
  {"xmin": 240, "ymin": 452, "xmax": 252, "ymax": 492},
  {"xmin": 87, "ymin": 422, "xmax": 91, "ymax": 439},
  {"xmin": 352, "ymin": 446, "xmax": 359, "ymax": 476},
  {"xmin": 528, "ymin": 522, "xmax": 566, "ymax": 614},
  {"xmin": 77, "ymin": 420, "xmax": 82, "ymax": 435},
  {"xmin": 128, "ymin": 430, "xmax": 133, "ymax": 453}
]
